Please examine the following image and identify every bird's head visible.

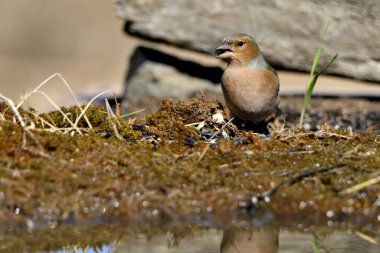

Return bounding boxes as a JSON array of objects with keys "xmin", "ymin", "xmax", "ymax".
[{"xmin": 214, "ymin": 34, "xmax": 261, "ymax": 66}]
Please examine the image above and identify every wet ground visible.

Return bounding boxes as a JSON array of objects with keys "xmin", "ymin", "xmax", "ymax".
[{"xmin": 0, "ymin": 96, "xmax": 379, "ymax": 252}]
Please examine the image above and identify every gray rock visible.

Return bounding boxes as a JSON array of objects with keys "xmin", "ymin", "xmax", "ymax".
[
  {"xmin": 115, "ymin": 0, "xmax": 380, "ymax": 82},
  {"xmin": 122, "ymin": 46, "xmax": 223, "ymax": 108},
  {"xmin": 125, "ymin": 60, "xmax": 221, "ymax": 102}
]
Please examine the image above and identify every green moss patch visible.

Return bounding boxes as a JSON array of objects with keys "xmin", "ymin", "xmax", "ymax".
[{"xmin": 0, "ymin": 97, "xmax": 379, "ymax": 227}]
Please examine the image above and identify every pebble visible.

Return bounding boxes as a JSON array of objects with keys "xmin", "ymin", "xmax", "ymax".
[{"xmin": 184, "ymin": 137, "xmax": 196, "ymax": 146}]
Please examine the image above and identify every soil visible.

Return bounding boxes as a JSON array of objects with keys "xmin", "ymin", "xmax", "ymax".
[{"xmin": 0, "ymin": 96, "xmax": 379, "ymax": 229}]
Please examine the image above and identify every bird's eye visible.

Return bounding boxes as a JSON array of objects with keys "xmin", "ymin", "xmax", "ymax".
[{"xmin": 237, "ymin": 41, "xmax": 244, "ymax": 47}]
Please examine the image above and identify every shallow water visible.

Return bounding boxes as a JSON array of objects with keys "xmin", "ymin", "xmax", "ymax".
[
  {"xmin": 109, "ymin": 230, "xmax": 380, "ymax": 253},
  {"xmin": 1, "ymin": 224, "xmax": 379, "ymax": 253}
]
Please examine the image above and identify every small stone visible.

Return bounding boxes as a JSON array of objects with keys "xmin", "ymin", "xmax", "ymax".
[{"xmin": 184, "ymin": 137, "xmax": 196, "ymax": 146}]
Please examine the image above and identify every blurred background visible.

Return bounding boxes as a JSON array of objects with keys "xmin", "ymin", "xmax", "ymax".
[
  {"xmin": 0, "ymin": 0, "xmax": 137, "ymax": 110},
  {"xmin": 0, "ymin": 0, "xmax": 379, "ymax": 112}
]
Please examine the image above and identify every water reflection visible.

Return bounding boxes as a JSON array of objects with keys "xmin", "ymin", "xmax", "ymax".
[
  {"xmin": 0, "ymin": 224, "xmax": 379, "ymax": 253},
  {"xmin": 220, "ymin": 228, "xmax": 278, "ymax": 253}
]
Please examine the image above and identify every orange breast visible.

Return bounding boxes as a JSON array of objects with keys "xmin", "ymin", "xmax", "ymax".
[{"xmin": 221, "ymin": 67, "xmax": 279, "ymax": 122}]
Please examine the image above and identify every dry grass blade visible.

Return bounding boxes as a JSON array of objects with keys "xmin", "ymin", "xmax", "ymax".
[
  {"xmin": 74, "ymin": 90, "xmax": 112, "ymax": 127},
  {"xmin": 355, "ymin": 231, "xmax": 378, "ymax": 244},
  {"xmin": 105, "ymin": 98, "xmax": 116, "ymax": 118},
  {"xmin": 16, "ymin": 73, "xmax": 93, "ymax": 128},
  {"xmin": 339, "ymin": 175, "xmax": 380, "ymax": 195},
  {"xmin": 0, "ymin": 93, "xmax": 26, "ymax": 127},
  {"xmin": 27, "ymin": 110, "xmax": 59, "ymax": 131},
  {"xmin": 105, "ymin": 98, "xmax": 123, "ymax": 141},
  {"xmin": 185, "ymin": 122, "xmax": 203, "ymax": 127},
  {"xmin": 34, "ymin": 91, "xmax": 82, "ymax": 134}
]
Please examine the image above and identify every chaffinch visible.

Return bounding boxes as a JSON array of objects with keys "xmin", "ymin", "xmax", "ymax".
[{"xmin": 214, "ymin": 34, "xmax": 280, "ymax": 124}]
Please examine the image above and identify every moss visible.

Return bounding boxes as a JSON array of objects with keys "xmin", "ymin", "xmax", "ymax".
[
  {"xmin": 0, "ymin": 98, "xmax": 379, "ymax": 227},
  {"xmin": 142, "ymin": 96, "xmax": 231, "ymax": 140}
]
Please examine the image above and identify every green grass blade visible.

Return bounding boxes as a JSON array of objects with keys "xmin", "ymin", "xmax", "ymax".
[
  {"xmin": 314, "ymin": 53, "xmax": 339, "ymax": 77},
  {"xmin": 304, "ymin": 54, "xmax": 339, "ymax": 108},
  {"xmin": 299, "ymin": 21, "xmax": 336, "ymax": 128},
  {"xmin": 311, "ymin": 235, "xmax": 321, "ymax": 253},
  {"xmin": 308, "ymin": 21, "xmax": 331, "ymax": 84},
  {"xmin": 299, "ymin": 53, "xmax": 338, "ymax": 127},
  {"xmin": 311, "ymin": 234, "xmax": 330, "ymax": 253},
  {"xmin": 120, "ymin": 108, "xmax": 145, "ymax": 118}
]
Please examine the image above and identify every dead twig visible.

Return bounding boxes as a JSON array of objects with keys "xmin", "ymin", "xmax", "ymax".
[
  {"xmin": 249, "ymin": 163, "xmax": 347, "ymax": 205},
  {"xmin": 197, "ymin": 144, "xmax": 209, "ymax": 162}
]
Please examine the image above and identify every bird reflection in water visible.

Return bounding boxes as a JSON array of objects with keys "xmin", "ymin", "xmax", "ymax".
[{"xmin": 220, "ymin": 228, "xmax": 279, "ymax": 253}]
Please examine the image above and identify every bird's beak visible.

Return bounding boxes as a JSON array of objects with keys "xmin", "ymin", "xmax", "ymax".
[{"xmin": 214, "ymin": 45, "xmax": 234, "ymax": 59}]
